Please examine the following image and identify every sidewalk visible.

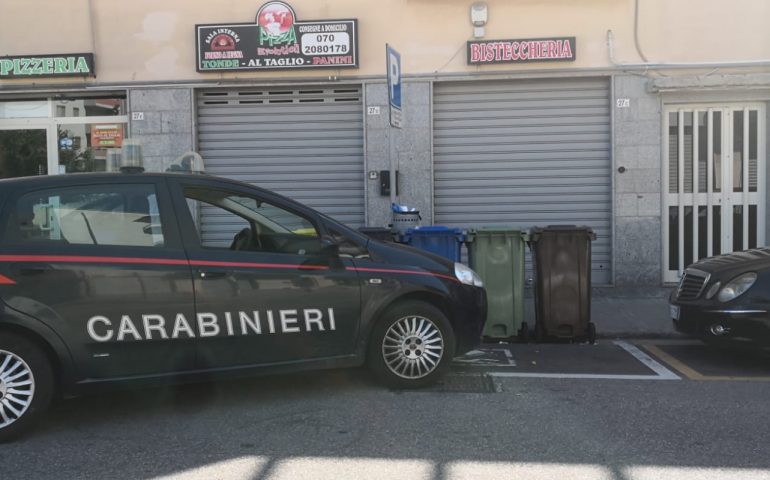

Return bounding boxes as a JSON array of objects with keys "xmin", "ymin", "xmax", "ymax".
[
  {"xmin": 591, "ymin": 287, "xmax": 680, "ymax": 338},
  {"xmin": 521, "ymin": 286, "xmax": 681, "ymax": 339}
]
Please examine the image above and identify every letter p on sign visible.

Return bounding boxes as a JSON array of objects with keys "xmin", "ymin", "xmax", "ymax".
[{"xmin": 386, "ymin": 44, "xmax": 403, "ymax": 128}]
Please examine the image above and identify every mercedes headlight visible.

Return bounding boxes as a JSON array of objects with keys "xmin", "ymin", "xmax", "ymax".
[
  {"xmin": 455, "ymin": 263, "xmax": 484, "ymax": 287},
  {"xmin": 716, "ymin": 272, "xmax": 757, "ymax": 302},
  {"xmin": 705, "ymin": 281, "xmax": 721, "ymax": 299}
]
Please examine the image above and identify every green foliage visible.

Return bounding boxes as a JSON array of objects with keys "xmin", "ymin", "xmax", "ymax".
[
  {"xmin": 58, "ymin": 129, "xmax": 95, "ymax": 173},
  {"xmin": 0, "ymin": 129, "xmax": 47, "ymax": 178}
]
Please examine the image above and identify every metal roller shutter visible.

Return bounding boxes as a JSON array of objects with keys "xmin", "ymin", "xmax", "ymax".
[
  {"xmin": 196, "ymin": 86, "xmax": 365, "ymax": 246},
  {"xmin": 433, "ymin": 78, "xmax": 612, "ymax": 284}
]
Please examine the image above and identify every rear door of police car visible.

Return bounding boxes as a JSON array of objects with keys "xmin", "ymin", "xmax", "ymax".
[
  {"xmin": 0, "ymin": 176, "xmax": 197, "ymax": 380},
  {"xmin": 167, "ymin": 176, "xmax": 362, "ymax": 370}
]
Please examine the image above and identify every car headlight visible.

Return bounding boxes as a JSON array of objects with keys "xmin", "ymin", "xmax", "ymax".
[
  {"xmin": 705, "ymin": 281, "xmax": 721, "ymax": 299},
  {"xmin": 716, "ymin": 272, "xmax": 757, "ymax": 302},
  {"xmin": 455, "ymin": 263, "xmax": 484, "ymax": 287}
]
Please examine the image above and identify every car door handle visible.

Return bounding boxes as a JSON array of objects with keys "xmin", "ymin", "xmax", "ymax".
[{"xmin": 197, "ymin": 270, "xmax": 229, "ymax": 279}]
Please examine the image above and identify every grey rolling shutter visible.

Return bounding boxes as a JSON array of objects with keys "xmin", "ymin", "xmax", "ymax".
[
  {"xmin": 196, "ymin": 86, "xmax": 365, "ymax": 243},
  {"xmin": 433, "ymin": 78, "xmax": 612, "ymax": 284}
]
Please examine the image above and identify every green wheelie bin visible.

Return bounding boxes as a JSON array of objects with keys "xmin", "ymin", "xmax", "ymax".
[{"xmin": 468, "ymin": 228, "xmax": 529, "ymax": 341}]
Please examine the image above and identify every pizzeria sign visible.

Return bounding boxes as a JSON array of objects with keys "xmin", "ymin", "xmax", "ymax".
[
  {"xmin": 0, "ymin": 53, "xmax": 95, "ymax": 78},
  {"xmin": 196, "ymin": 1, "xmax": 358, "ymax": 72}
]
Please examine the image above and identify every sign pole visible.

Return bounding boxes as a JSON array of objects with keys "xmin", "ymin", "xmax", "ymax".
[
  {"xmin": 389, "ymin": 126, "xmax": 396, "ymax": 206},
  {"xmin": 386, "ymin": 44, "xmax": 403, "ymax": 212}
]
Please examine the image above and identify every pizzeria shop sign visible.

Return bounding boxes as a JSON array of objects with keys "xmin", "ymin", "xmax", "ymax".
[
  {"xmin": 196, "ymin": 1, "xmax": 358, "ymax": 72},
  {"xmin": 0, "ymin": 54, "xmax": 95, "ymax": 78}
]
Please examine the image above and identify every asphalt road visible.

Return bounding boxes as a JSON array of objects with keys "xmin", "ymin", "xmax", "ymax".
[{"xmin": 3, "ymin": 342, "xmax": 770, "ymax": 480}]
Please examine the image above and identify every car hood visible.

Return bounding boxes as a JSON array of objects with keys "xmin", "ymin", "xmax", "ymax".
[
  {"xmin": 689, "ymin": 248, "xmax": 770, "ymax": 278},
  {"xmin": 365, "ymin": 239, "xmax": 456, "ymax": 276}
]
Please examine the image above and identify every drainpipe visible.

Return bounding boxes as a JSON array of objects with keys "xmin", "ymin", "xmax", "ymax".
[
  {"xmin": 633, "ymin": 0, "xmax": 649, "ymax": 63},
  {"xmin": 88, "ymin": 0, "xmax": 97, "ymax": 57}
]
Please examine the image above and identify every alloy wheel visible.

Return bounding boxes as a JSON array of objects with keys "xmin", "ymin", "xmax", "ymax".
[
  {"xmin": 0, "ymin": 349, "xmax": 35, "ymax": 429},
  {"xmin": 381, "ymin": 315, "xmax": 444, "ymax": 379}
]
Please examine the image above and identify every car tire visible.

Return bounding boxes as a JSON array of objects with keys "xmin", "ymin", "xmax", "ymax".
[
  {"xmin": 368, "ymin": 301, "xmax": 455, "ymax": 389},
  {"xmin": 0, "ymin": 332, "xmax": 54, "ymax": 443}
]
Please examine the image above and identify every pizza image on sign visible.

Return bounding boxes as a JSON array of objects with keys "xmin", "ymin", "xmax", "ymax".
[{"xmin": 257, "ymin": 2, "xmax": 296, "ymax": 40}]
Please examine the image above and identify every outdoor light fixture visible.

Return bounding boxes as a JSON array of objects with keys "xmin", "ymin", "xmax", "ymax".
[{"xmin": 470, "ymin": 2, "xmax": 488, "ymax": 38}]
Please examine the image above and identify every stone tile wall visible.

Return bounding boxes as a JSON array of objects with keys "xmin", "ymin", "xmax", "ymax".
[
  {"xmin": 128, "ymin": 88, "xmax": 194, "ymax": 173},
  {"xmin": 364, "ymin": 81, "xmax": 433, "ymax": 228},
  {"xmin": 613, "ymin": 76, "xmax": 663, "ymax": 286}
]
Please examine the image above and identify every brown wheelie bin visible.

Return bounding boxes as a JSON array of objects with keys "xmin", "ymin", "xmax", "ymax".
[{"xmin": 529, "ymin": 225, "xmax": 597, "ymax": 344}]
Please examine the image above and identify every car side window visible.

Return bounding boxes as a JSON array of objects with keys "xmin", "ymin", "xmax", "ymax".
[
  {"xmin": 327, "ymin": 226, "xmax": 368, "ymax": 258},
  {"xmin": 3, "ymin": 184, "xmax": 164, "ymax": 248},
  {"xmin": 183, "ymin": 186, "xmax": 322, "ymax": 255}
]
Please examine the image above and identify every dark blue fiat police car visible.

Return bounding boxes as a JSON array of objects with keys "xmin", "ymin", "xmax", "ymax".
[
  {"xmin": 0, "ymin": 171, "xmax": 486, "ymax": 441},
  {"xmin": 670, "ymin": 248, "xmax": 770, "ymax": 351}
]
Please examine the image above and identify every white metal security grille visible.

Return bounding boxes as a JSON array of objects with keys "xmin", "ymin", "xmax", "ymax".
[
  {"xmin": 663, "ymin": 104, "xmax": 766, "ymax": 283},
  {"xmin": 196, "ymin": 86, "xmax": 365, "ymax": 244},
  {"xmin": 433, "ymin": 78, "xmax": 612, "ymax": 284}
]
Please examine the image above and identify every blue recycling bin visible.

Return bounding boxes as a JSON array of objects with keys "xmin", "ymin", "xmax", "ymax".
[{"xmin": 403, "ymin": 226, "xmax": 464, "ymax": 262}]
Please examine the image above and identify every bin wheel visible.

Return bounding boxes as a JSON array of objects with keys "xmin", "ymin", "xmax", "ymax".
[
  {"xmin": 519, "ymin": 322, "xmax": 530, "ymax": 343},
  {"xmin": 587, "ymin": 322, "xmax": 597, "ymax": 345}
]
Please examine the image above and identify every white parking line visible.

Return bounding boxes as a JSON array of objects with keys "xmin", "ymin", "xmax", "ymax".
[
  {"xmin": 486, "ymin": 341, "xmax": 681, "ymax": 381},
  {"xmin": 503, "ymin": 349, "xmax": 516, "ymax": 366},
  {"xmin": 488, "ymin": 372, "xmax": 679, "ymax": 380},
  {"xmin": 614, "ymin": 340, "xmax": 680, "ymax": 380}
]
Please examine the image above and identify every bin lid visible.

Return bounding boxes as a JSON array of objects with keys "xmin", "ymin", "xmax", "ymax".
[
  {"xmin": 467, "ymin": 227, "xmax": 528, "ymax": 242},
  {"xmin": 406, "ymin": 226, "xmax": 463, "ymax": 236},
  {"xmin": 410, "ymin": 225, "xmax": 461, "ymax": 232},
  {"xmin": 532, "ymin": 225, "xmax": 593, "ymax": 232},
  {"xmin": 530, "ymin": 225, "xmax": 596, "ymax": 239},
  {"xmin": 473, "ymin": 226, "xmax": 524, "ymax": 233}
]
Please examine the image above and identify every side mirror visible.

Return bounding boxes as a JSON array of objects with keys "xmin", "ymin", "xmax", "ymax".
[{"xmin": 320, "ymin": 236, "xmax": 340, "ymax": 256}]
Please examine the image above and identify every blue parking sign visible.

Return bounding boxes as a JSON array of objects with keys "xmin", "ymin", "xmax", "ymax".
[{"xmin": 386, "ymin": 44, "xmax": 402, "ymax": 128}]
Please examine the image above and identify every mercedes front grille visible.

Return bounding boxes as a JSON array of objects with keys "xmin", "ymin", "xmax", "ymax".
[{"xmin": 676, "ymin": 269, "xmax": 710, "ymax": 301}]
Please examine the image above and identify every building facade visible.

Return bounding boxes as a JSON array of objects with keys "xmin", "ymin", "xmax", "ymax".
[{"xmin": 2, "ymin": 0, "xmax": 769, "ymax": 333}]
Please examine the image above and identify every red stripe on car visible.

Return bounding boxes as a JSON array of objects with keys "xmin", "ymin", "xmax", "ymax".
[
  {"xmin": 0, "ymin": 254, "xmax": 326, "ymax": 272},
  {"xmin": 348, "ymin": 266, "xmax": 459, "ymax": 283},
  {"xmin": 0, "ymin": 255, "xmax": 189, "ymax": 266},
  {"xmin": 0, "ymin": 273, "xmax": 16, "ymax": 285},
  {"xmin": 189, "ymin": 260, "xmax": 328, "ymax": 270},
  {"xmin": 0, "ymin": 255, "xmax": 454, "ymax": 281}
]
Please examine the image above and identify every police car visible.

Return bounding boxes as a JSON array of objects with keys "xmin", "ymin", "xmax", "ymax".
[{"xmin": 0, "ymin": 170, "xmax": 487, "ymax": 441}]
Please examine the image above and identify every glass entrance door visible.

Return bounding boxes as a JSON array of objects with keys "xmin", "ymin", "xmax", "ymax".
[
  {"xmin": 0, "ymin": 128, "xmax": 48, "ymax": 179},
  {"xmin": 0, "ymin": 97, "xmax": 127, "ymax": 177},
  {"xmin": 664, "ymin": 104, "xmax": 767, "ymax": 283}
]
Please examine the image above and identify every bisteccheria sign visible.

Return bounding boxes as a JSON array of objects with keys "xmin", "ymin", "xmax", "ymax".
[
  {"xmin": 87, "ymin": 307, "xmax": 337, "ymax": 342},
  {"xmin": 0, "ymin": 53, "xmax": 95, "ymax": 78},
  {"xmin": 467, "ymin": 37, "xmax": 576, "ymax": 65}
]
